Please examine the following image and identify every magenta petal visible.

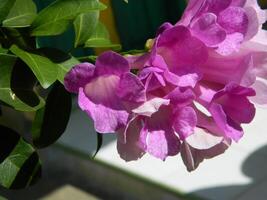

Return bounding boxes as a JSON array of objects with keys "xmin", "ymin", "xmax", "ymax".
[
  {"xmin": 244, "ymin": 6, "xmax": 260, "ymax": 40},
  {"xmin": 218, "ymin": 7, "xmax": 249, "ymax": 35},
  {"xmin": 231, "ymin": 0, "xmax": 246, "ymax": 7},
  {"xmin": 95, "ymin": 51, "xmax": 130, "ymax": 76},
  {"xmin": 174, "ymin": 66, "xmax": 203, "ymax": 88},
  {"xmin": 144, "ymin": 128, "xmax": 169, "ymax": 160},
  {"xmin": 250, "ymin": 80, "xmax": 267, "ymax": 105},
  {"xmin": 117, "ymin": 117, "xmax": 145, "ymax": 161},
  {"xmin": 143, "ymin": 107, "xmax": 181, "ymax": 160},
  {"xmin": 181, "ymin": 139, "xmax": 231, "ymax": 172},
  {"xmin": 165, "ymin": 87, "xmax": 195, "ymax": 107},
  {"xmin": 213, "ymin": 84, "xmax": 256, "ymax": 123},
  {"xmin": 173, "ymin": 107, "xmax": 197, "ymax": 140},
  {"xmin": 201, "ymin": 49, "xmax": 253, "ymax": 84},
  {"xmin": 207, "ymin": 0, "xmax": 232, "ymax": 14},
  {"xmin": 209, "ymin": 103, "xmax": 244, "ymax": 142},
  {"xmin": 157, "ymin": 26, "xmax": 208, "ymax": 68},
  {"xmin": 139, "ymin": 67, "xmax": 166, "ymax": 92},
  {"xmin": 156, "ymin": 22, "xmax": 173, "ymax": 36},
  {"xmin": 191, "ymin": 13, "xmax": 227, "ymax": 46},
  {"xmin": 132, "ymin": 98, "xmax": 170, "ymax": 117},
  {"xmin": 178, "ymin": 0, "xmax": 206, "ymax": 26},
  {"xmin": 64, "ymin": 62, "xmax": 95, "ymax": 93},
  {"xmin": 164, "ymin": 70, "xmax": 180, "ymax": 86},
  {"xmin": 116, "ymin": 73, "xmax": 146, "ymax": 103},
  {"xmin": 185, "ymin": 128, "xmax": 224, "ymax": 150},
  {"xmin": 79, "ymin": 78, "xmax": 129, "ymax": 133},
  {"xmin": 216, "ymin": 33, "xmax": 244, "ymax": 55},
  {"xmin": 145, "ymin": 129, "xmax": 180, "ymax": 160}
]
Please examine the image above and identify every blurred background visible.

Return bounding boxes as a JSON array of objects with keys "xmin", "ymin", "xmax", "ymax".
[{"xmin": 1, "ymin": 0, "xmax": 267, "ymax": 200}]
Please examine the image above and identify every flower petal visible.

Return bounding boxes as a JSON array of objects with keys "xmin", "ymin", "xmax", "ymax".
[
  {"xmin": 218, "ymin": 6, "xmax": 249, "ymax": 35},
  {"xmin": 213, "ymin": 83, "xmax": 256, "ymax": 124},
  {"xmin": 116, "ymin": 72, "xmax": 146, "ymax": 103},
  {"xmin": 207, "ymin": 0, "xmax": 232, "ymax": 14},
  {"xmin": 79, "ymin": 76, "xmax": 129, "ymax": 133},
  {"xmin": 173, "ymin": 106, "xmax": 197, "ymax": 140},
  {"xmin": 181, "ymin": 139, "xmax": 231, "ymax": 171},
  {"xmin": 191, "ymin": 13, "xmax": 227, "ymax": 46},
  {"xmin": 216, "ymin": 33, "xmax": 244, "ymax": 55},
  {"xmin": 95, "ymin": 51, "xmax": 130, "ymax": 76},
  {"xmin": 117, "ymin": 117, "xmax": 145, "ymax": 161},
  {"xmin": 250, "ymin": 79, "xmax": 267, "ymax": 105},
  {"xmin": 209, "ymin": 103, "xmax": 244, "ymax": 141},
  {"xmin": 139, "ymin": 67, "xmax": 166, "ymax": 92},
  {"xmin": 201, "ymin": 49, "xmax": 254, "ymax": 84},
  {"xmin": 141, "ymin": 107, "xmax": 180, "ymax": 160},
  {"xmin": 185, "ymin": 128, "xmax": 224, "ymax": 150},
  {"xmin": 156, "ymin": 22, "xmax": 173, "ymax": 36},
  {"xmin": 157, "ymin": 26, "xmax": 208, "ymax": 69},
  {"xmin": 64, "ymin": 62, "xmax": 95, "ymax": 93},
  {"xmin": 132, "ymin": 98, "xmax": 170, "ymax": 117},
  {"xmin": 165, "ymin": 87, "xmax": 195, "ymax": 107}
]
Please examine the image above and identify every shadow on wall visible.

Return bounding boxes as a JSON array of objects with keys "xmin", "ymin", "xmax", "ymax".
[{"xmin": 191, "ymin": 145, "xmax": 267, "ymax": 200}]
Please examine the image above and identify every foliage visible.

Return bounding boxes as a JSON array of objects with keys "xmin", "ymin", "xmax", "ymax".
[{"xmin": 0, "ymin": 0, "xmax": 121, "ymax": 189}]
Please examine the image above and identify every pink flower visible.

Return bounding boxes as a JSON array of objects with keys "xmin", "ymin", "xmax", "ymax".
[
  {"xmin": 64, "ymin": 51, "xmax": 146, "ymax": 133},
  {"xmin": 117, "ymin": 64, "xmax": 198, "ymax": 161},
  {"xmin": 64, "ymin": 0, "xmax": 266, "ymax": 171},
  {"xmin": 123, "ymin": 2, "xmax": 260, "ymax": 169},
  {"xmin": 195, "ymin": 83, "xmax": 256, "ymax": 142},
  {"xmin": 179, "ymin": 0, "xmax": 266, "ymax": 55}
]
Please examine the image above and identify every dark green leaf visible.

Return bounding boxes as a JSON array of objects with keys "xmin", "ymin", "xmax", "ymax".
[
  {"xmin": 0, "ymin": 28, "xmax": 36, "ymax": 50},
  {"xmin": 0, "ymin": 53, "xmax": 44, "ymax": 111},
  {"xmin": 31, "ymin": 0, "xmax": 106, "ymax": 36},
  {"xmin": 85, "ymin": 22, "xmax": 121, "ymax": 49},
  {"xmin": 93, "ymin": 132, "xmax": 103, "ymax": 158},
  {"xmin": 0, "ymin": 196, "xmax": 7, "ymax": 200},
  {"xmin": 2, "ymin": 0, "xmax": 37, "ymax": 28},
  {"xmin": 0, "ymin": 48, "xmax": 8, "ymax": 54},
  {"xmin": 37, "ymin": 47, "xmax": 80, "ymax": 83},
  {"xmin": 0, "ymin": 125, "xmax": 41, "ymax": 189},
  {"xmin": 0, "ymin": 0, "xmax": 16, "ymax": 23},
  {"xmin": 38, "ymin": 47, "xmax": 71, "ymax": 63},
  {"xmin": 11, "ymin": 59, "xmax": 40, "ymax": 107},
  {"xmin": 10, "ymin": 45, "xmax": 58, "ymax": 89},
  {"xmin": 74, "ymin": 11, "xmax": 99, "ymax": 47},
  {"xmin": 31, "ymin": 82, "xmax": 72, "ymax": 148}
]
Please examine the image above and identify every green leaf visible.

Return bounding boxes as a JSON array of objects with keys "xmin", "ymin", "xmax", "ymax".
[
  {"xmin": 74, "ymin": 11, "xmax": 99, "ymax": 47},
  {"xmin": 10, "ymin": 45, "xmax": 58, "ymax": 89},
  {"xmin": 2, "ymin": 0, "xmax": 37, "ymax": 28},
  {"xmin": 37, "ymin": 47, "xmax": 80, "ymax": 83},
  {"xmin": 0, "ymin": 0, "xmax": 16, "ymax": 23},
  {"xmin": 0, "ymin": 196, "xmax": 7, "ymax": 200},
  {"xmin": 57, "ymin": 56, "xmax": 80, "ymax": 83},
  {"xmin": 85, "ymin": 22, "xmax": 121, "ymax": 49},
  {"xmin": 11, "ymin": 59, "xmax": 42, "ymax": 108},
  {"xmin": 0, "ymin": 27, "xmax": 36, "ymax": 50},
  {"xmin": 0, "ymin": 125, "xmax": 41, "ymax": 189},
  {"xmin": 31, "ymin": 82, "xmax": 72, "ymax": 148},
  {"xmin": 31, "ymin": 0, "xmax": 106, "ymax": 36},
  {"xmin": 0, "ymin": 48, "xmax": 8, "ymax": 54},
  {"xmin": 0, "ymin": 53, "xmax": 44, "ymax": 111}
]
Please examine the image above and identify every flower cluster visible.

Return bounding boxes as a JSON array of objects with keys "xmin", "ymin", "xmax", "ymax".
[{"xmin": 64, "ymin": 0, "xmax": 267, "ymax": 171}]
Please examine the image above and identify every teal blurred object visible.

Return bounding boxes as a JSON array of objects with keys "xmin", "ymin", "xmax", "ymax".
[
  {"xmin": 111, "ymin": 0, "xmax": 186, "ymax": 50},
  {"xmin": 34, "ymin": 0, "xmax": 186, "ymax": 54}
]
